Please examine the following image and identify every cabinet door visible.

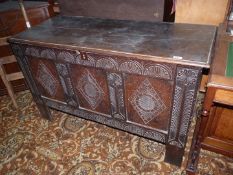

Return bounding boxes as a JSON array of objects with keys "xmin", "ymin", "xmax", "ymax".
[
  {"xmin": 203, "ymin": 105, "xmax": 233, "ymax": 156},
  {"xmin": 213, "ymin": 107, "xmax": 233, "ymax": 141}
]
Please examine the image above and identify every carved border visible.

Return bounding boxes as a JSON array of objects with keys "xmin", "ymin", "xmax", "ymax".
[
  {"xmin": 23, "ymin": 45, "xmax": 174, "ymax": 81},
  {"xmin": 107, "ymin": 73, "xmax": 126, "ymax": 120},
  {"xmin": 168, "ymin": 67, "xmax": 201, "ymax": 148},
  {"xmin": 44, "ymin": 99, "xmax": 166, "ymax": 143},
  {"xmin": 55, "ymin": 63, "xmax": 78, "ymax": 106}
]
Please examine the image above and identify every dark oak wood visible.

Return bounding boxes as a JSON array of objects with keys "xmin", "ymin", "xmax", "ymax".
[
  {"xmin": 186, "ymin": 25, "xmax": 233, "ymax": 174},
  {"xmin": 0, "ymin": 1, "xmax": 54, "ymax": 96},
  {"xmin": 9, "ymin": 14, "xmax": 216, "ymax": 167}
]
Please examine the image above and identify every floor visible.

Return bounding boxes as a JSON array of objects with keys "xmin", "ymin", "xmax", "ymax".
[{"xmin": 0, "ymin": 91, "xmax": 232, "ymax": 175}]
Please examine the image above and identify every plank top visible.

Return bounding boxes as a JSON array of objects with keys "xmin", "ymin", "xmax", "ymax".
[{"xmin": 9, "ymin": 15, "xmax": 217, "ymax": 68}]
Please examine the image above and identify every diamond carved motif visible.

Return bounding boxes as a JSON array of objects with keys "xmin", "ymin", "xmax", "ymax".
[
  {"xmin": 129, "ymin": 79, "xmax": 166, "ymax": 124},
  {"xmin": 76, "ymin": 70, "xmax": 104, "ymax": 109},
  {"xmin": 36, "ymin": 62, "xmax": 58, "ymax": 97}
]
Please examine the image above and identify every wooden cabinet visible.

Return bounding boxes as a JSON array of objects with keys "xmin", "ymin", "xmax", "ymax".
[
  {"xmin": 175, "ymin": 0, "xmax": 230, "ymax": 25},
  {"xmin": 187, "ymin": 27, "xmax": 233, "ymax": 174},
  {"xmin": 0, "ymin": 1, "xmax": 54, "ymax": 95}
]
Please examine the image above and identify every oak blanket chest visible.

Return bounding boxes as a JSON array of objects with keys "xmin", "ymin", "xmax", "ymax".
[{"xmin": 8, "ymin": 15, "xmax": 216, "ymax": 166}]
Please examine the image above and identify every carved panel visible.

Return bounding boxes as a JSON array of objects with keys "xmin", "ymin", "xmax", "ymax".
[
  {"xmin": 107, "ymin": 73, "xmax": 125, "ymax": 120},
  {"xmin": 69, "ymin": 64, "xmax": 111, "ymax": 115},
  {"xmin": 168, "ymin": 67, "xmax": 201, "ymax": 148},
  {"xmin": 36, "ymin": 62, "xmax": 58, "ymax": 97},
  {"xmin": 28, "ymin": 57, "xmax": 66, "ymax": 102},
  {"xmin": 77, "ymin": 69, "xmax": 104, "ymax": 110},
  {"xmin": 125, "ymin": 74, "xmax": 173, "ymax": 131},
  {"xmin": 129, "ymin": 79, "xmax": 166, "ymax": 124}
]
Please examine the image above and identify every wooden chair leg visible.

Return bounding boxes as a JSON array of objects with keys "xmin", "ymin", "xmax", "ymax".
[{"xmin": 0, "ymin": 64, "xmax": 18, "ymax": 109}]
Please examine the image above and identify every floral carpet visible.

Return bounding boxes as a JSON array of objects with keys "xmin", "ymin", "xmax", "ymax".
[{"xmin": 0, "ymin": 91, "xmax": 233, "ymax": 175}]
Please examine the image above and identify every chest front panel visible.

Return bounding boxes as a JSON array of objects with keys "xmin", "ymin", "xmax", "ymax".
[
  {"xmin": 69, "ymin": 64, "xmax": 111, "ymax": 116},
  {"xmin": 124, "ymin": 74, "xmax": 173, "ymax": 131},
  {"xmin": 28, "ymin": 56, "xmax": 66, "ymax": 103},
  {"xmin": 13, "ymin": 44, "xmax": 201, "ymax": 146}
]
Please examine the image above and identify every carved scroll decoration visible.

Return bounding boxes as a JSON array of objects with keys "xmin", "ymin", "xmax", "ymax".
[
  {"xmin": 168, "ymin": 67, "xmax": 200, "ymax": 148},
  {"xmin": 40, "ymin": 49, "xmax": 56, "ymax": 60},
  {"xmin": 107, "ymin": 73, "xmax": 125, "ymax": 120},
  {"xmin": 75, "ymin": 52, "xmax": 95, "ymax": 66},
  {"xmin": 96, "ymin": 57, "xmax": 118, "ymax": 70},
  {"xmin": 144, "ymin": 64, "xmax": 173, "ymax": 80},
  {"xmin": 23, "ymin": 46, "xmax": 174, "ymax": 80},
  {"xmin": 25, "ymin": 47, "xmax": 56, "ymax": 60},
  {"xmin": 57, "ymin": 51, "xmax": 75, "ymax": 63},
  {"xmin": 119, "ymin": 60, "xmax": 143, "ymax": 74},
  {"xmin": 129, "ymin": 79, "xmax": 166, "ymax": 124},
  {"xmin": 25, "ymin": 47, "xmax": 40, "ymax": 57}
]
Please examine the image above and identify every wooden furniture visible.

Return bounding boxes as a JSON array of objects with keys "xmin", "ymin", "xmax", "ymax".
[
  {"xmin": 186, "ymin": 26, "xmax": 233, "ymax": 174},
  {"xmin": 0, "ymin": 51, "xmax": 24, "ymax": 109},
  {"xmin": 8, "ymin": 0, "xmax": 216, "ymax": 167},
  {"xmin": 0, "ymin": 0, "xmax": 54, "ymax": 96}
]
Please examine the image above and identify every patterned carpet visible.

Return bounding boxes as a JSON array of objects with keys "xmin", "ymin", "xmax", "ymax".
[{"xmin": 0, "ymin": 91, "xmax": 233, "ymax": 175}]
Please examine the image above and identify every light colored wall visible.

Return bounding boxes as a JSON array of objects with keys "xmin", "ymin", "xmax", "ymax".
[{"xmin": 175, "ymin": 0, "xmax": 230, "ymax": 25}]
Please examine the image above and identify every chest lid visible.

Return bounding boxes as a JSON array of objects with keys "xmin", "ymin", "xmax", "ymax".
[{"xmin": 9, "ymin": 16, "xmax": 217, "ymax": 68}]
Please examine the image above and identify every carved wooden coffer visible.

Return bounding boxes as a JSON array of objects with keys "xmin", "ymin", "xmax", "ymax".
[{"xmin": 9, "ymin": 16, "xmax": 216, "ymax": 166}]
